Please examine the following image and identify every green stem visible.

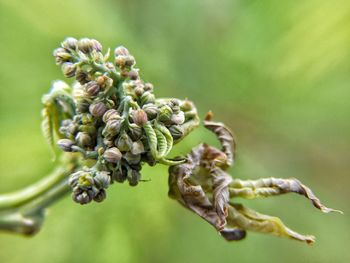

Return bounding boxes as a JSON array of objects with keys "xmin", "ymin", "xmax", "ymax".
[
  {"xmin": 0, "ymin": 154, "xmax": 80, "ymax": 236},
  {"xmin": 0, "ymin": 180, "xmax": 70, "ymax": 236},
  {"xmin": 0, "ymin": 166, "xmax": 70, "ymax": 210}
]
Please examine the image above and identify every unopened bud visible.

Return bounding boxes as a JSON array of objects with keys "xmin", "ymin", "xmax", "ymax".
[
  {"xmin": 103, "ymin": 139, "xmax": 114, "ymax": 147},
  {"xmin": 116, "ymin": 133, "xmax": 133, "ymax": 152},
  {"xmin": 144, "ymin": 83, "xmax": 154, "ymax": 92},
  {"xmin": 140, "ymin": 91, "xmax": 155, "ymax": 105},
  {"xmin": 114, "ymin": 46, "xmax": 130, "ymax": 56},
  {"xmin": 102, "ymin": 119, "xmax": 123, "ymax": 138},
  {"xmin": 93, "ymin": 189, "xmax": 106, "ymax": 202},
  {"xmin": 79, "ymin": 124, "xmax": 96, "ymax": 136},
  {"xmin": 131, "ymin": 141, "xmax": 145, "ymax": 155},
  {"xmin": 91, "ymin": 39, "xmax": 102, "ymax": 52},
  {"xmin": 171, "ymin": 111, "xmax": 185, "ymax": 125},
  {"xmin": 81, "ymin": 113, "xmax": 94, "ymax": 124},
  {"xmin": 57, "ymin": 139, "xmax": 74, "ymax": 152},
  {"xmin": 96, "ymin": 75, "xmax": 113, "ymax": 89},
  {"xmin": 169, "ymin": 99, "xmax": 180, "ymax": 112},
  {"xmin": 128, "ymin": 169, "xmax": 141, "ymax": 186},
  {"xmin": 169, "ymin": 125, "xmax": 184, "ymax": 140},
  {"xmin": 75, "ymin": 132, "xmax": 92, "ymax": 147},
  {"xmin": 53, "ymin": 48, "xmax": 72, "ymax": 64},
  {"xmin": 85, "ymin": 81, "xmax": 100, "ymax": 96},
  {"xmin": 128, "ymin": 69, "xmax": 139, "ymax": 80},
  {"xmin": 180, "ymin": 100, "xmax": 194, "ymax": 111},
  {"xmin": 76, "ymin": 99, "xmax": 90, "ymax": 113},
  {"xmin": 134, "ymin": 86, "xmax": 144, "ymax": 97},
  {"xmin": 142, "ymin": 104, "xmax": 158, "ymax": 120},
  {"xmin": 132, "ymin": 109, "xmax": 148, "ymax": 126},
  {"xmin": 78, "ymin": 38, "xmax": 94, "ymax": 54},
  {"xmin": 89, "ymin": 102, "xmax": 107, "ymax": 117},
  {"xmin": 72, "ymin": 189, "xmax": 92, "ymax": 205},
  {"xmin": 124, "ymin": 56, "xmax": 135, "ymax": 67},
  {"xmin": 112, "ymin": 167, "xmax": 127, "ymax": 183},
  {"xmin": 103, "ymin": 147, "xmax": 122, "ymax": 163},
  {"xmin": 94, "ymin": 172, "xmax": 111, "ymax": 188},
  {"xmin": 115, "ymin": 55, "xmax": 135, "ymax": 68},
  {"xmin": 61, "ymin": 62, "xmax": 76, "ymax": 78},
  {"xmin": 102, "ymin": 109, "xmax": 120, "ymax": 123},
  {"xmin": 128, "ymin": 123, "xmax": 143, "ymax": 140},
  {"xmin": 158, "ymin": 105, "xmax": 173, "ymax": 123},
  {"xmin": 76, "ymin": 70, "xmax": 90, "ymax": 84},
  {"xmin": 124, "ymin": 152, "xmax": 141, "ymax": 165},
  {"xmin": 61, "ymin": 37, "xmax": 78, "ymax": 50}
]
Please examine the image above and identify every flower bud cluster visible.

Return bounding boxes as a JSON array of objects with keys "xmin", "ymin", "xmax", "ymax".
[{"xmin": 48, "ymin": 37, "xmax": 199, "ymax": 204}]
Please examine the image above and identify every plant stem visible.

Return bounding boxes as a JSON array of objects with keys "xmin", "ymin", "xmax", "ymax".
[
  {"xmin": 0, "ymin": 166, "xmax": 70, "ymax": 210},
  {"xmin": 0, "ymin": 154, "xmax": 80, "ymax": 236}
]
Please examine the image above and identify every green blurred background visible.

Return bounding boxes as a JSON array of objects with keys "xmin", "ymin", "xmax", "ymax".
[{"xmin": 0, "ymin": 0, "xmax": 349, "ymax": 262}]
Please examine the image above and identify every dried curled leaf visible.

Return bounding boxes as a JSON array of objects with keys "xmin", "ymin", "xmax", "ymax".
[
  {"xmin": 168, "ymin": 113, "xmax": 340, "ymax": 244},
  {"xmin": 226, "ymin": 203, "xmax": 315, "ymax": 244},
  {"xmin": 204, "ymin": 111, "xmax": 235, "ymax": 168},
  {"xmin": 229, "ymin": 178, "xmax": 342, "ymax": 214}
]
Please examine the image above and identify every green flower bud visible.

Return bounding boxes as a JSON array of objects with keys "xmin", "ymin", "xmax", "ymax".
[
  {"xmin": 180, "ymin": 100, "xmax": 194, "ymax": 111},
  {"xmin": 128, "ymin": 169, "xmax": 141, "ymax": 187},
  {"xmin": 78, "ymin": 38, "xmax": 94, "ymax": 53},
  {"xmin": 131, "ymin": 141, "xmax": 145, "ymax": 155},
  {"xmin": 79, "ymin": 124, "xmax": 96, "ymax": 136},
  {"xmin": 75, "ymin": 132, "xmax": 92, "ymax": 147},
  {"xmin": 61, "ymin": 37, "xmax": 78, "ymax": 50},
  {"xmin": 158, "ymin": 105, "xmax": 173, "ymax": 123},
  {"xmin": 81, "ymin": 113, "xmax": 94, "ymax": 124},
  {"xmin": 85, "ymin": 81, "xmax": 100, "ymax": 96},
  {"xmin": 132, "ymin": 109, "xmax": 148, "ymax": 127},
  {"xmin": 128, "ymin": 123, "xmax": 143, "ymax": 141},
  {"xmin": 102, "ymin": 109, "xmax": 120, "ymax": 123},
  {"xmin": 124, "ymin": 152, "xmax": 141, "ymax": 165},
  {"xmin": 142, "ymin": 103, "xmax": 158, "ymax": 120},
  {"xmin": 57, "ymin": 139, "xmax": 74, "ymax": 152},
  {"xmin": 114, "ymin": 46, "xmax": 130, "ymax": 56},
  {"xmin": 169, "ymin": 125, "xmax": 184, "ymax": 140},
  {"xmin": 89, "ymin": 102, "xmax": 107, "ymax": 117},
  {"xmin": 140, "ymin": 91, "xmax": 155, "ymax": 105},
  {"xmin": 61, "ymin": 62, "xmax": 76, "ymax": 78},
  {"xmin": 93, "ymin": 171, "xmax": 110, "ymax": 188},
  {"xmin": 103, "ymin": 147, "xmax": 122, "ymax": 163},
  {"xmin": 116, "ymin": 133, "xmax": 133, "ymax": 152}
]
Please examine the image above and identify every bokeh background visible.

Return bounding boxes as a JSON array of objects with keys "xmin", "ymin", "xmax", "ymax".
[{"xmin": 0, "ymin": 0, "xmax": 349, "ymax": 262}]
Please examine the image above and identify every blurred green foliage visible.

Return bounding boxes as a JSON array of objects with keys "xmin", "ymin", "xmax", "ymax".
[{"xmin": 0, "ymin": 0, "xmax": 349, "ymax": 262}]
